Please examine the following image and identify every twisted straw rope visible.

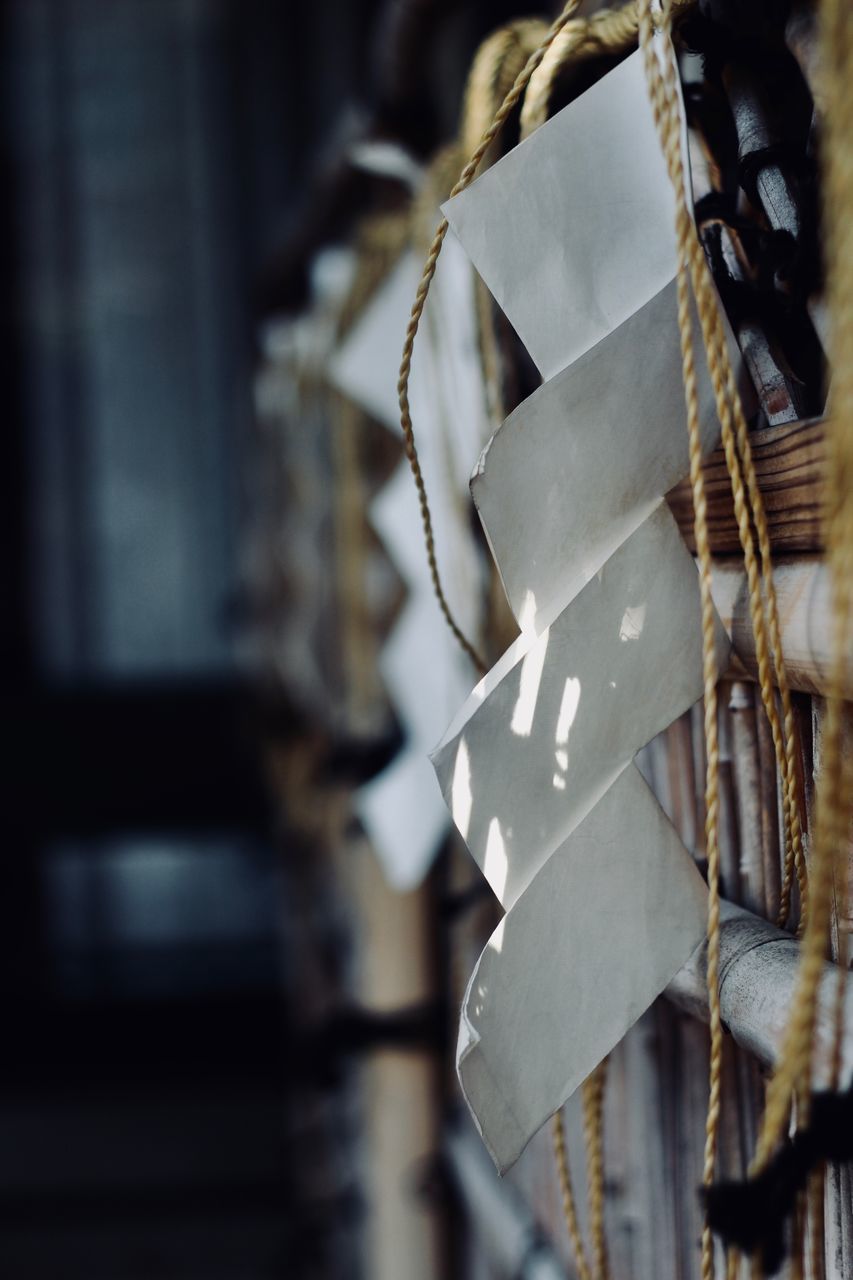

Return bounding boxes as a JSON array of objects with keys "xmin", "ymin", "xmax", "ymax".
[
  {"xmin": 552, "ymin": 1109, "xmax": 593, "ymax": 1280},
  {"xmin": 582, "ymin": 1058, "xmax": 610, "ymax": 1280},
  {"xmin": 396, "ymin": 0, "xmax": 585, "ymax": 676},
  {"xmin": 463, "ymin": 17, "xmax": 614, "ymax": 1256},
  {"xmin": 462, "ymin": 19, "xmax": 551, "ymax": 160},
  {"xmin": 750, "ymin": 0, "xmax": 853, "ymax": 1169},
  {"xmin": 521, "ymin": 3, "xmax": 640, "ymax": 139},
  {"xmin": 661, "ymin": 23, "xmax": 808, "ymax": 933},
  {"xmin": 636, "ymin": 13, "xmax": 724, "ymax": 1280}
]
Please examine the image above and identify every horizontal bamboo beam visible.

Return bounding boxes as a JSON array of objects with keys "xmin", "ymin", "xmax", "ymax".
[
  {"xmin": 667, "ymin": 417, "xmax": 825, "ymax": 556},
  {"xmin": 711, "ymin": 555, "xmax": 853, "ymax": 699},
  {"xmin": 666, "ymin": 900, "xmax": 853, "ymax": 1090}
]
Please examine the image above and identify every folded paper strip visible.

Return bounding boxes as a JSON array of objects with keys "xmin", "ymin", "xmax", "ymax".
[
  {"xmin": 433, "ymin": 45, "xmax": 740, "ymax": 1167},
  {"xmin": 457, "ymin": 763, "xmax": 709, "ymax": 1172}
]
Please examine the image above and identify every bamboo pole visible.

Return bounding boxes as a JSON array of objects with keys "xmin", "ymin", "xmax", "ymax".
[
  {"xmin": 728, "ymin": 683, "xmax": 766, "ymax": 916},
  {"xmin": 666, "ymin": 901, "xmax": 853, "ymax": 1088},
  {"xmin": 712, "ymin": 558, "xmax": 853, "ymax": 699}
]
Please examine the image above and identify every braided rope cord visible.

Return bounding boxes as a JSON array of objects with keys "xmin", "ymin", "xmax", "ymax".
[
  {"xmin": 520, "ymin": 2, "xmax": 808, "ymax": 934},
  {"xmin": 674, "ymin": 40, "xmax": 807, "ymax": 933},
  {"xmin": 552, "ymin": 1109, "xmax": 594, "ymax": 1280},
  {"xmin": 636, "ymin": 12, "xmax": 723, "ymax": 1280},
  {"xmin": 521, "ymin": 2, "xmax": 640, "ymax": 139},
  {"xmin": 398, "ymin": 4, "xmax": 624, "ymax": 1252},
  {"xmin": 650, "ymin": 60, "xmax": 807, "ymax": 937},
  {"xmin": 462, "ymin": 20, "xmax": 550, "ymax": 159},
  {"xmin": 582, "ymin": 1058, "xmax": 610, "ymax": 1280},
  {"xmin": 750, "ymin": 0, "xmax": 853, "ymax": 1169},
  {"xmin": 396, "ymin": 0, "xmax": 586, "ymax": 675}
]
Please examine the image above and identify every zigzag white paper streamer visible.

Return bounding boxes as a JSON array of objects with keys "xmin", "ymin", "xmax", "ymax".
[{"xmin": 434, "ymin": 46, "xmax": 741, "ymax": 1168}]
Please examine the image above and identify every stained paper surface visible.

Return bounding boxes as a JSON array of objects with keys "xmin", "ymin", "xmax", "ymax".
[
  {"xmin": 431, "ymin": 503, "xmax": 729, "ymax": 912},
  {"xmin": 457, "ymin": 763, "xmax": 708, "ymax": 1172}
]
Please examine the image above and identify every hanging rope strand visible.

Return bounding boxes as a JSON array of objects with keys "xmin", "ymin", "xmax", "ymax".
[
  {"xmin": 748, "ymin": 0, "xmax": 853, "ymax": 1173},
  {"xmin": 552, "ymin": 1110, "xmax": 594, "ymax": 1280},
  {"xmin": 636, "ymin": 13, "xmax": 724, "ymax": 1280},
  {"xmin": 582, "ymin": 1059, "xmax": 610, "ymax": 1280},
  {"xmin": 396, "ymin": 0, "xmax": 586, "ymax": 675},
  {"xmin": 648, "ymin": 15, "xmax": 806, "ymax": 934}
]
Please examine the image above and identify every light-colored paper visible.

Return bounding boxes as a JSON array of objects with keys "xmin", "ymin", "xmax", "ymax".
[
  {"xmin": 444, "ymin": 47, "xmax": 751, "ymax": 634},
  {"xmin": 379, "ymin": 594, "xmax": 474, "ymax": 749},
  {"xmin": 328, "ymin": 239, "xmax": 488, "ymax": 476},
  {"xmin": 442, "ymin": 49, "xmax": 677, "ymax": 383},
  {"xmin": 431, "ymin": 503, "xmax": 730, "ymax": 912},
  {"xmin": 471, "ymin": 280, "xmax": 725, "ymax": 632},
  {"xmin": 457, "ymin": 762, "xmax": 708, "ymax": 1172},
  {"xmin": 328, "ymin": 240, "xmax": 490, "ymax": 890},
  {"xmin": 427, "ymin": 44, "xmax": 740, "ymax": 1173},
  {"xmin": 356, "ymin": 748, "xmax": 450, "ymax": 893}
]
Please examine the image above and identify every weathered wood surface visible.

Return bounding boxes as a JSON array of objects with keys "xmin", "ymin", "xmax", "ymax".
[
  {"xmin": 667, "ymin": 418, "xmax": 825, "ymax": 555},
  {"xmin": 667, "ymin": 900, "xmax": 853, "ymax": 1090},
  {"xmin": 712, "ymin": 556, "xmax": 853, "ymax": 700}
]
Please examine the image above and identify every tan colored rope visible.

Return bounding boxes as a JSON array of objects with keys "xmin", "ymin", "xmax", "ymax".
[
  {"xmin": 630, "ymin": 3, "xmax": 808, "ymax": 941},
  {"xmin": 581, "ymin": 1059, "xmax": 610, "ymax": 1280},
  {"xmin": 462, "ymin": 19, "xmax": 551, "ymax": 160},
  {"xmin": 750, "ymin": 0, "xmax": 853, "ymax": 1168},
  {"xmin": 552, "ymin": 1109, "xmax": 593, "ymax": 1280},
  {"xmin": 524, "ymin": 0, "xmax": 809, "ymax": 938},
  {"xmin": 636, "ymin": 11, "xmax": 726, "ymax": 1280},
  {"xmin": 396, "ymin": 0, "xmax": 586, "ymax": 675},
  {"xmin": 660, "ymin": 110, "xmax": 807, "ymax": 939},
  {"xmin": 521, "ymin": 0, "xmax": 701, "ymax": 141},
  {"xmin": 524, "ymin": 1, "xmax": 809, "ymax": 937},
  {"xmin": 521, "ymin": 4, "xmax": 639, "ymax": 138}
]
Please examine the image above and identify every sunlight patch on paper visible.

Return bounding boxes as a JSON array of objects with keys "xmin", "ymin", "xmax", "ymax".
[
  {"xmin": 510, "ymin": 630, "xmax": 549, "ymax": 738},
  {"xmin": 619, "ymin": 602, "xmax": 646, "ymax": 642},
  {"xmin": 451, "ymin": 738, "xmax": 473, "ymax": 841},
  {"xmin": 484, "ymin": 817, "xmax": 508, "ymax": 902}
]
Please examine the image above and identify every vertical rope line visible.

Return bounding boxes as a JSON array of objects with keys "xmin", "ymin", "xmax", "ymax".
[
  {"xmin": 655, "ymin": 123, "xmax": 801, "ymax": 928},
  {"xmin": 582, "ymin": 1059, "xmax": 610, "ymax": 1280},
  {"xmin": 637, "ymin": 12, "xmax": 723, "ymax": 1280},
  {"xmin": 625, "ymin": 3, "xmax": 804, "ymax": 930},
  {"xmin": 647, "ymin": 27, "xmax": 805, "ymax": 935},
  {"xmin": 396, "ymin": 0, "xmax": 585, "ymax": 676},
  {"xmin": 709, "ymin": 333, "xmax": 808, "ymax": 929},
  {"xmin": 750, "ymin": 0, "xmax": 853, "ymax": 1167},
  {"xmin": 552, "ymin": 1110, "xmax": 594, "ymax": 1280}
]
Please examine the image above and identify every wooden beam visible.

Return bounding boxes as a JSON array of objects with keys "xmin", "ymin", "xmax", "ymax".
[
  {"xmin": 711, "ymin": 556, "xmax": 853, "ymax": 699},
  {"xmin": 666, "ymin": 900, "xmax": 853, "ymax": 1090},
  {"xmin": 667, "ymin": 417, "xmax": 825, "ymax": 555}
]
